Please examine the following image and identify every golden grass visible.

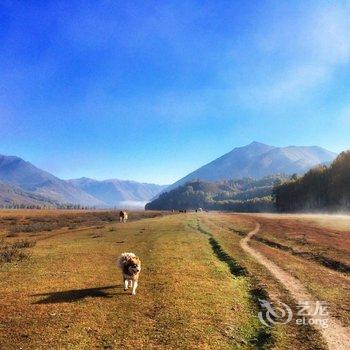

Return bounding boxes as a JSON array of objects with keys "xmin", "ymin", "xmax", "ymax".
[
  {"xmin": 200, "ymin": 214, "xmax": 327, "ymax": 350},
  {"xmin": 0, "ymin": 210, "xmax": 166, "ymax": 239},
  {"xmin": 245, "ymin": 214, "xmax": 350, "ymax": 268},
  {"xmin": 301, "ymin": 214, "xmax": 350, "ymax": 232},
  {"xmin": 0, "ymin": 213, "xmax": 267, "ymax": 349},
  {"xmin": 1, "ymin": 211, "xmax": 340, "ymax": 349},
  {"xmin": 250, "ymin": 241, "xmax": 350, "ymax": 327},
  {"xmin": 206, "ymin": 212, "xmax": 349, "ymax": 328}
]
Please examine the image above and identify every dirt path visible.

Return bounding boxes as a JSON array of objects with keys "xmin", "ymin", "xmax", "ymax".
[{"xmin": 240, "ymin": 223, "xmax": 350, "ymax": 350}]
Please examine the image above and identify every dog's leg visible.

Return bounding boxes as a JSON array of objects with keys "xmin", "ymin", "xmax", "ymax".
[
  {"xmin": 129, "ymin": 280, "xmax": 133, "ymax": 289},
  {"xmin": 132, "ymin": 281, "xmax": 138, "ymax": 295},
  {"xmin": 124, "ymin": 278, "xmax": 129, "ymax": 291}
]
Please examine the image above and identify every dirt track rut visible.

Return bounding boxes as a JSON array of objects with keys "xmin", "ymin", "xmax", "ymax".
[{"xmin": 240, "ymin": 223, "xmax": 350, "ymax": 350}]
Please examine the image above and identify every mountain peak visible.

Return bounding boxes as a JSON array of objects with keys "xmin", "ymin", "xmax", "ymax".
[
  {"xmin": 163, "ymin": 142, "xmax": 337, "ymax": 192},
  {"xmin": 248, "ymin": 141, "xmax": 267, "ymax": 146},
  {"xmin": 243, "ymin": 141, "xmax": 276, "ymax": 151}
]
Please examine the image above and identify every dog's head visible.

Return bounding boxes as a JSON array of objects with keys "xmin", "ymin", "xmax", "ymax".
[{"xmin": 126, "ymin": 256, "xmax": 141, "ymax": 275}]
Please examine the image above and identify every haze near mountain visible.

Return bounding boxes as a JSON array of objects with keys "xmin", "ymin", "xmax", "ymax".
[{"xmin": 68, "ymin": 178, "xmax": 168, "ymax": 207}]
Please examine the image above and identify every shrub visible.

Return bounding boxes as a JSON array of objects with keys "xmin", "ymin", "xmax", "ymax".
[{"xmin": 0, "ymin": 239, "xmax": 36, "ymax": 263}]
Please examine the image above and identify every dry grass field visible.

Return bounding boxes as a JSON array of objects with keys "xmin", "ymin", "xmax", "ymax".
[{"xmin": 0, "ymin": 210, "xmax": 349, "ymax": 349}]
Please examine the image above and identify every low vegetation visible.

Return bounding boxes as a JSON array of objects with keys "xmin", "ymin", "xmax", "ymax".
[
  {"xmin": 0, "ymin": 239, "xmax": 36, "ymax": 263},
  {"xmin": 245, "ymin": 214, "xmax": 350, "ymax": 271},
  {"xmin": 0, "ymin": 210, "xmax": 167, "ymax": 236}
]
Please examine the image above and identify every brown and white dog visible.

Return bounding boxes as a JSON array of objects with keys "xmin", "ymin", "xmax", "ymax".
[
  {"xmin": 117, "ymin": 252, "xmax": 141, "ymax": 295},
  {"xmin": 119, "ymin": 211, "xmax": 128, "ymax": 223}
]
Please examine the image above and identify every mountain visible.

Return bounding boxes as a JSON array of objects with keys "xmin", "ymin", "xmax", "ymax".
[
  {"xmin": 0, "ymin": 181, "xmax": 59, "ymax": 207},
  {"xmin": 0, "ymin": 153, "xmax": 167, "ymax": 208},
  {"xmin": 0, "ymin": 143, "xmax": 336, "ymax": 208},
  {"xmin": 165, "ymin": 142, "xmax": 337, "ymax": 192},
  {"xmin": 68, "ymin": 177, "xmax": 167, "ymax": 206},
  {"xmin": 146, "ymin": 175, "xmax": 286, "ymax": 212},
  {"xmin": 0, "ymin": 154, "xmax": 103, "ymax": 206}
]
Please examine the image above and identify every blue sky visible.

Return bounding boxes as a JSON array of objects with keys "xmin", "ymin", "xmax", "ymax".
[{"xmin": 1, "ymin": 0, "xmax": 350, "ymax": 184}]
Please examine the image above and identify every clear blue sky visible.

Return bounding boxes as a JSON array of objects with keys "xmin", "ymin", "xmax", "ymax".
[{"xmin": 1, "ymin": 1, "xmax": 350, "ymax": 184}]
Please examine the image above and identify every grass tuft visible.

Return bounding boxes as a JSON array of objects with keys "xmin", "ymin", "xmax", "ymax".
[{"xmin": 0, "ymin": 239, "xmax": 35, "ymax": 263}]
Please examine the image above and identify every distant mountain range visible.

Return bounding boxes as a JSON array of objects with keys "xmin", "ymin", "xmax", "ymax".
[
  {"xmin": 164, "ymin": 142, "xmax": 337, "ymax": 193},
  {"xmin": 0, "ymin": 142, "xmax": 338, "ymax": 208},
  {"xmin": 0, "ymin": 154, "xmax": 165, "ymax": 207},
  {"xmin": 0, "ymin": 154, "xmax": 102, "ymax": 206},
  {"xmin": 68, "ymin": 177, "xmax": 168, "ymax": 206}
]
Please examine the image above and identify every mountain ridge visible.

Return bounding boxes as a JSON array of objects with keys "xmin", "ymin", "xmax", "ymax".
[
  {"xmin": 0, "ymin": 143, "xmax": 337, "ymax": 208},
  {"xmin": 164, "ymin": 142, "xmax": 337, "ymax": 193},
  {"xmin": 0, "ymin": 154, "xmax": 166, "ymax": 207},
  {"xmin": 0, "ymin": 154, "xmax": 103, "ymax": 206}
]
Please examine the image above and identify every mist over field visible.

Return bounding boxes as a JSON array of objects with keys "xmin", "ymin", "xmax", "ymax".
[{"xmin": 117, "ymin": 201, "xmax": 148, "ymax": 210}]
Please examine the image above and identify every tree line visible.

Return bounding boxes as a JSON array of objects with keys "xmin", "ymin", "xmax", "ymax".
[
  {"xmin": 273, "ymin": 151, "xmax": 350, "ymax": 212},
  {"xmin": 146, "ymin": 176, "xmax": 283, "ymax": 212}
]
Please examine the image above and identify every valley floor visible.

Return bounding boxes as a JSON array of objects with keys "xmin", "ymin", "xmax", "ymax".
[{"xmin": 0, "ymin": 211, "xmax": 349, "ymax": 349}]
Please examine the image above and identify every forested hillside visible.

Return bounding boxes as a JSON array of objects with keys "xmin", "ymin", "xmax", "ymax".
[
  {"xmin": 146, "ymin": 175, "xmax": 285, "ymax": 212},
  {"xmin": 274, "ymin": 151, "xmax": 350, "ymax": 212}
]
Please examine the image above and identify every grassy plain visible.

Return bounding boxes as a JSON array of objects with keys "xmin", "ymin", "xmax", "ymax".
[{"xmin": 1, "ymin": 210, "xmax": 348, "ymax": 349}]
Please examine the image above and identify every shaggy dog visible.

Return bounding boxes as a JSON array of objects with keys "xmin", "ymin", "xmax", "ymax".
[
  {"xmin": 117, "ymin": 252, "xmax": 141, "ymax": 295},
  {"xmin": 119, "ymin": 211, "xmax": 128, "ymax": 223}
]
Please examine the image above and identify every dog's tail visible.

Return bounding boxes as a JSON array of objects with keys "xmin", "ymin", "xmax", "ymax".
[{"xmin": 117, "ymin": 252, "xmax": 136, "ymax": 268}]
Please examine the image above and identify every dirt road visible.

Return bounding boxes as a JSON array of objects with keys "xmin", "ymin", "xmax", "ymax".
[{"xmin": 240, "ymin": 222, "xmax": 350, "ymax": 350}]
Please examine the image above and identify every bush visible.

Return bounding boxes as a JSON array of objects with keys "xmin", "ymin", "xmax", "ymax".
[
  {"xmin": 0, "ymin": 239, "xmax": 36, "ymax": 263},
  {"xmin": 12, "ymin": 239, "xmax": 36, "ymax": 249}
]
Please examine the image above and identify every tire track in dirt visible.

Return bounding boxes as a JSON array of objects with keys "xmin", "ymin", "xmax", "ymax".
[{"xmin": 241, "ymin": 223, "xmax": 350, "ymax": 350}]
